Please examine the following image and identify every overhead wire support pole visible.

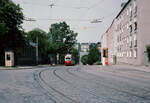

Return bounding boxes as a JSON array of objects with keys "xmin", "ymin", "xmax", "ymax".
[
  {"xmin": 36, "ymin": 37, "xmax": 38, "ymax": 65},
  {"xmin": 24, "ymin": 17, "xmax": 38, "ymax": 65}
]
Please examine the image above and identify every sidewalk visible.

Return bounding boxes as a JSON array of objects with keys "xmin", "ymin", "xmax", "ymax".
[
  {"xmin": 106, "ymin": 64, "xmax": 150, "ymax": 73},
  {"xmin": 82, "ymin": 64, "xmax": 150, "ymax": 79},
  {"xmin": 0, "ymin": 66, "xmax": 35, "ymax": 70},
  {"xmin": 0, "ymin": 64, "xmax": 52, "ymax": 70}
]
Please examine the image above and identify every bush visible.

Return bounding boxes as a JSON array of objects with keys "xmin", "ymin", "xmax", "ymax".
[
  {"xmin": 87, "ymin": 45, "xmax": 101, "ymax": 65},
  {"xmin": 70, "ymin": 48, "xmax": 79, "ymax": 64},
  {"xmin": 81, "ymin": 55, "xmax": 88, "ymax": 65},
  {"xmin": 94, "ymin": 61, "xmax": 102, "ymax": 65},
  {"xmin": 146, "ymin": 45, "xmax": 150, "ymax": 61},
  {"xmin": 81, "ymin": 45, "xmax": 101, "ymax": 65}
]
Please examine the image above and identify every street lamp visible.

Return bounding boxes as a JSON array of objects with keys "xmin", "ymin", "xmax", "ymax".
[
  {"xmin": 28, "ymin": 37, "xmax": 38, "ymax": 65},
  {"xmin": 36, "ymin": 37, "xmax": 38, "ymax": 65}
]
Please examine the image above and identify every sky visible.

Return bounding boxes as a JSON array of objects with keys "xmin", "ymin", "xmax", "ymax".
[{"xmin": 12, "ymin": 0, "xmax": 127, "ymax": 43}]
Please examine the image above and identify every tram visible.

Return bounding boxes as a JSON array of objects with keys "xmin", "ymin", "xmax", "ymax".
[{"xmin": 65, "ymin": 54, "xmax": 75, "ymax": 66}]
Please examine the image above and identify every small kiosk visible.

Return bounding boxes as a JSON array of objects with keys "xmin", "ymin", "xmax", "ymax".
[
  {"xmin": 5, "ymin": 50, "xmax": 14, "ymax": 67},
  {"xmin": 102, "ymin": 48, "xmax": 108, "ymax": 66}
]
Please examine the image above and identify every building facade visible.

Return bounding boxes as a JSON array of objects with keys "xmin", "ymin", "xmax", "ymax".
[
  {"xmin": 101, "ymin": 0, "xmax": 150, "ymax": 66},
  {"xmin": 101, "ymin": 33, "xmax": 108, "ymax": 65}
]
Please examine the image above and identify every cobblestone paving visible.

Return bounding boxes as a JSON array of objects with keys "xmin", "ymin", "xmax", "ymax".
[{"xmin": 0, "ymin": 65, "xmax": 150, "ymax": 103}]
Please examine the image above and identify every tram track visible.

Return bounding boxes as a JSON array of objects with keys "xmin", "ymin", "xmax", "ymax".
[
  {"xmin": 40, "ymin": 68, "xmax": 115, "ymax": 103},
  {"xmin": 66, "ymin": 67, "xmax": 150, "ymax": 101},
  {"xmin": 33, "ymin": 66, "xmax": 150, "ymax": 103},
  {"xmin": 33, "ymin": 69, "xmax": 57, "ymax": 103},
  {"xmin": 53, "ymin": 67, "xmax": 125, "ymax": 103},
  {"xmin": 53, "ymin": 69, "xmax": 71, "ymax": 84},
  {"xmin": 38, "ymin": 68, "xmax": 78, "ymax": 103}
]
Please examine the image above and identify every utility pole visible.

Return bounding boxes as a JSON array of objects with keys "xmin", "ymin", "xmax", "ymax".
[
  {"xmin": 36, "ymin": 37, "xmax": 38, "ymax": 65},
  {"xmin": 24, "ymin": 17, "xmax": 39, "ymax": 65}
]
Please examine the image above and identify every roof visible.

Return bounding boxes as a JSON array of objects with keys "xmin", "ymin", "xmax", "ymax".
[
  {"xmin": 102, "ymin": 0, "xmax": 132, "ymax": 38},
  {"xmin": 116, "ymin": 0, "xmax": 131, "ymax": 18}
]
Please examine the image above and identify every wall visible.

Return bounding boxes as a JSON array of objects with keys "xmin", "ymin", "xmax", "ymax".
[{"xmin": 138, "ymin": 0, "xmax": 150, "ymax": 65}]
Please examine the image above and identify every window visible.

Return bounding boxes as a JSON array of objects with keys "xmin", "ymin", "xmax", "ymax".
[
  {"xmin": 134, "ymin": 22, "xmax": 137, "ymax": 31},
  {"xmin": 130, "ymin": 36, "xmax": 132, "ymax": 48},
  {"xmin": 134, "ymin": 49, "xmax": 137, "ymax": 58},
  {"xmin": 117, "ymin": 36, "xmax": 119, "ymax": 42},
  {"xmin": 130, "ymin": 10, "xmax": 132, "ymax": 19},
  {"xmin": 66, "ymin": 57, "xmax": 71, "ymax": 60},
  {"xmin": 127, "ymin": 36, "xmax": 129, "ymax": 43},
  {"xmin": 130, "ymin": 50, "xmax": 132, "ymax": 57},
  {"xmin": 130, "ymin": 41, "xmax": 132, "ymax": 48},
  {"xmin": 7, "ymin": 54, "xmax": 11, "ymax": 61},
  {"xmin": 130, "ymin": 25, "xmax": 132, "ymax": 33},
  {"xmin": 103, "ymin": 49, "xmax": 108, "ymax": 57},
  {"xmin": 135, "ymin": 6, "xmax": 137, "ymax": 14},
  {"xmin": 134, "ymin": 35, "xmax": 137, "ymax": 47},
  {"xmin": 127, "ymin": 51, "xmax": 129, "ymax": 57}
]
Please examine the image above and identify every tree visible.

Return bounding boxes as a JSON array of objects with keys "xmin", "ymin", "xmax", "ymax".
[
  {"xmin": 89, "ymin": 43, "xmax": 96, "ymax": 50},
  {"xmin": 0, "ymin": 23, "xmax": 9, "ymax": 36},
  {"xmin": 0, "ymin": 0, "xmax": 24, "ymax": 65},
  {"xmin": 26, "ymin": 28, "xmax": 49, "ymax": 63},
  {"xmin": 87, "ymin": 45, "xmax": 101, "ymax": 65},
  {"xmin": 81, "ymin": 44, "xmax": 101, "ymax": 65},
  {"xmin": 0, "ymin": 0, "xmax": 24, "ymax": 48},
  {"xmin": 48, "ymin": 21, "xmax": 78, "ymax": 53},
  {"xmin": 81, "ymin": 55, "xmax": 88, "ymax": 65},
  {"xmin": 47, "ymin": 22, "xmax": 78, "ymax": 64},
  {"xmin": 70, "ymin": 48, "xmax": 79, "ymax": 64}
]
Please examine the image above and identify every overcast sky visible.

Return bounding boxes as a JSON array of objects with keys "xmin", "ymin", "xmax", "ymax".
[{"xmin": 12, "ymin": 0, "xmax": 127, "ymax": 43}]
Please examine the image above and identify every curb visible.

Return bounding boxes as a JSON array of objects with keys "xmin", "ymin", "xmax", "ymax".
[
  {"xmin": 0, "ymin": 67, "xmax": 34, "ymax": 70},
  {"xmin": 0, "ymin": 65, "xmax": 60, "ymax": 70},
  {"xmin": 111, "ymin": 65, "xmax": 150, "ymax": 73}
]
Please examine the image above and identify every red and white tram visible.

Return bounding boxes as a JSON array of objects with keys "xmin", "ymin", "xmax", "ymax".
[{"xmin": 65, "ymin": 54, "xmax": 75, "ymax": 66}]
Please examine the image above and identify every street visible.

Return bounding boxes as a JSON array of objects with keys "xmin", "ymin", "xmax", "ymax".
[{"xmin": 0, "ymin": 65, "xmax": 150, "ymax": 103}]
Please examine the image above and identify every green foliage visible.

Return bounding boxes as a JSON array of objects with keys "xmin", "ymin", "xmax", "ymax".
[
  {"xmin": 0, "ymin": 0, "xmax": 24, "ymax": 47},
  {"xmin": 87, "ymin": 45, "xmax": 101, "ymax": 65},
  {"xmin": 26, "ymin": 28, "xmax": 49, "ymax": 58},
  {"xmin": 89, "ymin": 43, "xmax": 96, "ymax": 50},
  {"xmin": 70, "ymin": 48, "xmax": 79, "ymax": 64},
  {"xmin": 0, "ymin": 0, "xmax": 23, "ymax": 28},
  {"xmin": 59, "ymin": 54, "xmax": 65, "ymax": 64},
  {"xmin": 81, "ymin": 55, "xmax": 88, "ymax": 65},
  {"xmin": 0, "ymin": 0, "xmax": 24, "ymax": 48},
  {"xmin": 146, "ymin": 45, "xmax": 150, "ymax": 61},
  {"xmin": 0, "ymin": 0, "xmax": 23, "ymax": 29},
  {"xmin": 48, "ymin": 21, "xmax": 78, "ymax": 53},
  {"xmin": 0, "ymin": 0, "xmax": 24, "ymax": 65},
  {"xmin": 47, "ymin": 22, "xmax": 78, "ymax": 65},
  {"xmin": 0, "ymin": 23, "xmax": 9, "ymax": 36},
  {"xmin": 81, "ymin": 45, "xmax": 101, "ymax": 65}
]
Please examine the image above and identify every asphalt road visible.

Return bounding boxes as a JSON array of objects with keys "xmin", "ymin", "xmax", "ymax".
[{"xmin": 0, "ymin": 65, "xmax": 150, "ymax": 103}]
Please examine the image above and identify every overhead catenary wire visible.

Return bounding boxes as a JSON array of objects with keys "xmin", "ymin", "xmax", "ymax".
[
  {"xmin": 24, "ymin": 17, "xmax": 103, "ymax": 22},
  {"xmin": 17, "ymin": 1, "xmax": 89, "ymax": 10},
  {"xmin": 24, "ymin": 10, "xmax": 117, "ymax": 23},
  {"xmin": 87, "ymin": 0, "xmax": 105, "ymax": 10}
]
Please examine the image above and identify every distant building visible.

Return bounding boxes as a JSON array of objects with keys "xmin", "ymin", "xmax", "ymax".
[
  {"xmin": 101, "ymin": 33, "xmax": 108, "ymax": 65},
  {"xmin": 74, "ymin": 43, "xmax": 81, "ymax": 51},
  {"xmin": 80, "ymin": 43, "xmax": 90, "ymax": 52}
]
